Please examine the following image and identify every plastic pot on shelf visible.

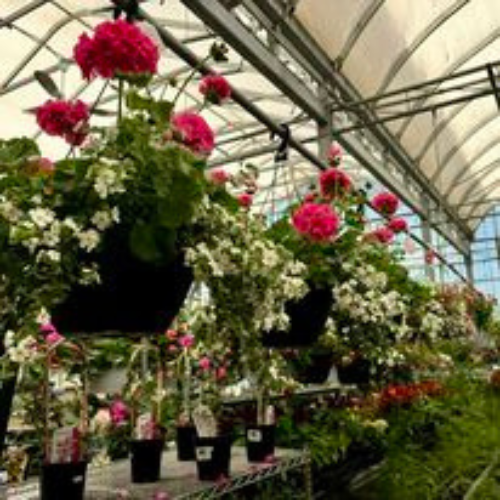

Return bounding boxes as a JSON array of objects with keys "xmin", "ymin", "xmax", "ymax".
[
  {"xmin": 262, "ymin": 286, "xmax": 333, "ymax": 347},
  {"xmin": 176, "ymin": 425, "xmax": 197, "ymax": 461},
  {"xmin": 52, "ymin": 226, "xmax": 193, "ymax": 335},
  {"xmin": 195, "ymin": 435, "xmax": 232, "ymax": 481},
  {"xmin": 40, "ymin": 461, "xmax": 87, "ymax": 500},
  {"xmin": 245, "ymin": 425, "xmax": 275, "ymax": 463},
  {"xmin": 130, "ymin": 439, "xmax": 164, "ymax": 483}
]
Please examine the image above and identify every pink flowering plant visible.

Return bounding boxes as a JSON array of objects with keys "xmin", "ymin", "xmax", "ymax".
[{"xmin": 0, "ymin": 19, "xmax": 233, "ymax": 353}]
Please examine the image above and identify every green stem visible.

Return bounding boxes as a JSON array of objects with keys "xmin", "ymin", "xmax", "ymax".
[{"xmin": 172, "ymin": 55, "xmax": 212, "ymax": 107}]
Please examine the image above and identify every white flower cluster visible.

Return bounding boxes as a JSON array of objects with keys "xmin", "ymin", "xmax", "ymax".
[
  {"xmin": 89, "ymin": 159, "xmax": 127, "ymax": 200},
  {"xmin": 185, "ymin": 203, "xmax": 307, "ymax": 337},
  {"xmin": 334, "ymin": 264, "xmax": 407, "ymax": 333},
  {"xmin": 4, "ymin": 331, "xmax": 39, "ymax": 364}
]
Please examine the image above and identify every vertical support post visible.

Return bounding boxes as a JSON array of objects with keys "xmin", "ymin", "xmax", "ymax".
[
  {"xmin": 318, "ymin": 87, "xmax": 332, "ymax": 163},
  {"xmin": 465, "ymin": 249, "xmax": 474, "ymax": 283},
  {"xmin": 421, "ymin": 198, "xmax": 436, "ymax": 282}
]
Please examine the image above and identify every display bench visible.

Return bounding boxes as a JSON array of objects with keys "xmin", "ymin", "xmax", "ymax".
[{"xmin": 2, "ymin": 447, "xmax": 311, "ymax": 499}]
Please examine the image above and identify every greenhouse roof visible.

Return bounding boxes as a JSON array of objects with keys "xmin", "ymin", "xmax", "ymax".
[{"xmin": 2, "ymin": 0, "xmax": 500, "ymax": 251}]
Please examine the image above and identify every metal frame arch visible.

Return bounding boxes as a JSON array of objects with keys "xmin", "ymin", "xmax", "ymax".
[
  {"xmin": 431, "ymin": 110, "xmax": 499, "ymax": 185},
  {"xmin": 451, "ymin": 158, "xmax": 500, "ymax": 191},
  {"xmin": 395, "ymin": 27, "xmax": 500, "ymax": 139},
  {"xmin": 462, "ymin": 179, "xmax": 500, "ymax": 221},
  {"xmin": 336, "ymin": 0, "xmax": 385, "ymax": 68},
  {"xmin": 376, "ymin": 0, "xmax": 470, "ymax": 95}
]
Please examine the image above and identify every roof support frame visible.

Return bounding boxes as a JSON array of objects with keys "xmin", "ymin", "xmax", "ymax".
[{"xmin": 228, "ymin": 0, "xmax": 472, "ymax": 255}]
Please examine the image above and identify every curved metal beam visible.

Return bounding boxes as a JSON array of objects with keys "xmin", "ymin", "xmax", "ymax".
[
  {"xmin": 336, "ymin": 0, "xmax": 385, "ymax": 67},
  {"xmin": 415, "ymin": 100, "xmax": 470, "ymax": 163},
  {"xmin": 453, "ymin": 141, "xmax": 500, "ymax": 205},
  {"xmin": 376, "ymin": 0, "xmax": 470, "ymax": 94},
  {"xmin": 431, "ymin": 111, "xmax": 499, "ymax": 186},
  {"xmin": 451, "ymin": 158, "xmax": 500, "ymax": 191},
  {"xmin": 462, "ymin": 179, "xmax": 500, "ymax": 221},
  {"xmin": 396, "ymin": 27, "xmax": 500, "ymax": 139}
]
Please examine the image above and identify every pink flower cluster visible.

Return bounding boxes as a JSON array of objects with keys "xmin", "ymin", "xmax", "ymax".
[
  {"xmin": 292, "ymin": 202, "xmax": 340, "ymax": 242},
  {"xmin": 73, "ymin": 20, "xmax": 159, "ymax": 80},
  {"xmin": 371, "ymin": 191, "xmax": 399, "ymax": 216},
  {"xmin": 199, "ymin": 74, "xmax": 232, "ymax": 104},
  {"xmin": 109, "ymin": 400, "xmax": 129, "ymax": 426},
  {"xmin": 171, "ymin": 112, "xmax": 215, "ymax": 156},
  {"xmin": 40, "ymin": 323, "xmax": 64, "ymax": 346},
  {"xmin": 366, "ymin": 227, "xmax": 395, "ymax": 245},
  {"xmin": 36, "ymin": 99, "xmax": 89, "ymax": 146},
  {"xmin": 327, "ymin": 142, "xmax": 342, "ymax": 166},
  {"xmin": 319, "ymin": 167, "xmax": 352, "ymax": 199},
  {"xmin": 237, "ymin": 192, "xmax": 253, "ymax": 209},
  {"xmin": 387, "ymin": 217, "xmax": 408, "ymax": 234},
  {"xmin": 207, "ymin": 168, "xmax": 231, "ymax": 186}
]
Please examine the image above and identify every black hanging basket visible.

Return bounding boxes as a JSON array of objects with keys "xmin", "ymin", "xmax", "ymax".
[
  {"xmin": 262, "ymin": 287, "xmax": 333, "ymax": 347},
  {"xmin": 53, "ymin": 227, "xmax": 193, "ymax": 334},
  {"xmin": 130, "ymin": 439, "xmax": 164, "ymax": 483},
  {"xmin": 176, "ymin": 425, "xmax": 197, "ymax": 461},
  {"xmin": 195, "ymin": 435, "xmax": 232, "ymax": 481},
  {"xmin": 0, "ymin": 374, "xmax": 16, "ymax": 455},
  {"xmin": 40, "ymin": 461, "xmax": 87, "ymax": 500},
  {"xmin": 292, "ymin": 351, "xmax": 334, "ymax": 385},
  {"xmin": 337, "ymin": 357, "xmax": 372, "ymax": 385},
  {"xmin": 245, "ymin": 425, "xmax": 275, "ymax": 463}
]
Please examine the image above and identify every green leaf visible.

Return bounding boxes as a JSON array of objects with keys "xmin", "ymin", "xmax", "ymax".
[
  {"xmin": 34, "ymin": 70, "xmax": 63, "ymax": 99},
  {"xmin": 129, "ymin": 223, "xmax": 176, "ymax": 264},
  {"xmin": 126, "ymin": 91, "xmax": 173, "ymax": 125},
  {"xmin": 0, "ymin": 138, "xmax": 40, "ymax": 168}
]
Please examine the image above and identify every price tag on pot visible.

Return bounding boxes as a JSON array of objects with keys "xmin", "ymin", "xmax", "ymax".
[
  {"xmin": 196, "ymin": 446, "xmax": 213, "ymax": 461},
  {"xmin": 247, "ymin": 429, "xmax": 262, "ymax": 442}
]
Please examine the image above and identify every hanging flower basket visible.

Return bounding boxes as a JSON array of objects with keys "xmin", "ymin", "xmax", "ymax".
[
  {"xmin": 262, "ymin": 286, "xmax": 333, "ymax": 347},
  {"xmin": 53, "ymin": 226, "xmax": 192, "ymax": 334}
]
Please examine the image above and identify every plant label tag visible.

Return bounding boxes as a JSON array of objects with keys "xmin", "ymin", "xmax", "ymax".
[
  {"xmin": 196, "ymin": 446, "xmax": 213, "ymax": 461},
  {"xmin": 248, "ymin": 429, "xmax": 262, "ymax": 442}
]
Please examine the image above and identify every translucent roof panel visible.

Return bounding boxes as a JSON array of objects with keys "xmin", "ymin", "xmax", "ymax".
[{"xmin": 295, "ymin": 0, "xmax": 500, "ymax": 230}]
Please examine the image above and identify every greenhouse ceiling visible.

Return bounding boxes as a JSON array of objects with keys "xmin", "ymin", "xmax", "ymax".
[{"xmin": 2, "ymin": 0, "xmax": 500, "ymax": 258}]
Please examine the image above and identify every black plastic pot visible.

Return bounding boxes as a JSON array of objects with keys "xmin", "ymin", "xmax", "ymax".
[
  {"xmin": 245, "ymin": 425, "xmax": 275, "ymax": 463},
  {"xmin": 176, "ymin": 425, "xmax": 196, "ymax": 461},
  {"xmin": 195, "ymin": 435, "xmax": 232, "ymax": 481},
  {"xmin": 53, "ymin": 227, "xmax": 193, "ymax": 334},
  {"xmin": 262, "ymin": 287, "xmax": 333, "ymax": 347},
  {"xmin": 293, "ymin": 352, "xmax": 333, "ymax": 385},
  {"xmin": 130, "ymin": 439, "xmax": 164, "ymax": 483},
  {"xmin": 337, "ymin": 358, "xmax": 372, "ymax": 385},
  {"xmin": 40, "ymin": 461, "xmax": 87, "ymax": 500},
  {"xmin": 0, "ymin": 374, "xmax": 16, "ymax": 455}
]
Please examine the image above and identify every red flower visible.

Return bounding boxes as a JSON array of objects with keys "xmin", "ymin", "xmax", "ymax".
[
  {"xmin": 171, "ymin": 112, "xmax": 215, "ymax": 156},
  {"xmin": 319, "ymin": 167, "xmax": 352, "ymax": 199},
  {"xmin": 292, "ymin": 202, "xmax": 340, "ymax": 242},
  {"xmin": 74, "ymin": 20, "xmax": 159, "ymax": 80},
  {"xmin": 36, "ymin": 99, "xmax": 89, "ymax": 145},
  {"xmin": 208, "ymin": 168, "xmax": 231, "ymax": 186},
  {"xmin": 327, "ymin": 142, "xmax": 342, "ymax": 166},
  {"xmin": 237, "ymin": 192, "xmax": 253, "ymax": 208},
  {"xmin": 366, "ymin": 227, "xmax": 395, "ymax": 245},
  {"xmin": 387, "ymin": 217, "xmax": 408, "ymax": 233},
  {"xmin": 371, "ymin": 192, "xmax": 399, "ymax": 216},
  {"xmin": 199, "ymin": 74, "xmax": 232, "ymax": 104}
]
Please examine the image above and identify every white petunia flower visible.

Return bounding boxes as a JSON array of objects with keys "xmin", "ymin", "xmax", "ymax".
[
  {"xmin": 78, "ymin": 229, "xmax": 100, "ymax": 252},
  {"xmin": 29, "ymin": 208, "xmax": 55, "ymax": 229}
]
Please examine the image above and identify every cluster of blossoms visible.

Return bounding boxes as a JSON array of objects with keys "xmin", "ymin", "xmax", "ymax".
[
  {"xmin": 319, "ymin": 168, "xmax": 352, "ymax": 199},
  {"xmin": 185, "ymin": 201, "xmax": 307, "ymax": 337},
  {"xmin": 36, "ymin": 100, "xmax": 90, "ymax": 146},
  {"xmin": 378, "ymin": 380, "xmax": 443, "ymax": 410},
  {"xmin": 366, "ymin": 191, "xmax": 407, "ymax": 245},
  {"xmin": 334, "ymin": 262, "xmax": 408, "ymax": 331},
  {"xmin": 74, "ymin": 19, "xmax": 159, "ymax": 80},
  {"xmin": 292, "ymin": 202, "xmax": 340, "ymax": 242},
  {"xmin": 199, "ymin": 74, "xmax": 232, "ymax": 104},
  {"xmin": 171, "ymin": 112, "xmax": 215, "ymax": 157}
]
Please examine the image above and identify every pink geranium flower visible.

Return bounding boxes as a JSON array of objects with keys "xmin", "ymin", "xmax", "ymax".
[
  {"xmin": 327, "ymin": 142, "xmax": 342, "ymax": 166},
  {"xmin": 319, "ymin": 167, "xmax": 352, "ymax": 199},
  {"xmin": 179, "ymin": 334, "xmax": 195, "ymax": 349},
  {"xmin": 199, "ymin": 356, "xmax": 211, "ymax": 371},
  {"xmin": 207, "ymin": 168, "xmax": 231, "ymax": 186},
  {"xmin": 216, "ymin": 366, "xmax": 227, "ymax": 380},
  {"xmin": 73, "ymin": 20, "xmax": 159, "ymax": 80},
  {"xmin": 366, "ymin": 227, "xmax": 395, "ymax": 245},
  {"xmin": 199, "ymin": 74, "xmax": 232, "ymax": 104},
  {"xmin": 237, "ymin": 192, "xmax": 253, "ymax": 209},
  {"xmin": 171, "ymin": 112, "xmax": 215, "ymax": 156},
  {"xmin": 292, "ymin": 202, "xmax": 340, "ymax": 242},
  {"xmin": 166, "ymin": 329, "xmax": 178, "ymax": 340},
  {"xmin": 372, "ymin": 192, "xmax": 399, "ymax": 216},
  {"xmin": 36, "ymin": 99, "xmax": 89, "ymax": 145},
  {"xmin": 110, "ymin": 400, "xmax": 129, "ymax": 426},
  {"xmin": 46, "ymin": 331, "xmax": 64, "ymax": 346},
  {"xmin": 387, "ymin": 217, "xmax": 408, "ymax": 233}
]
